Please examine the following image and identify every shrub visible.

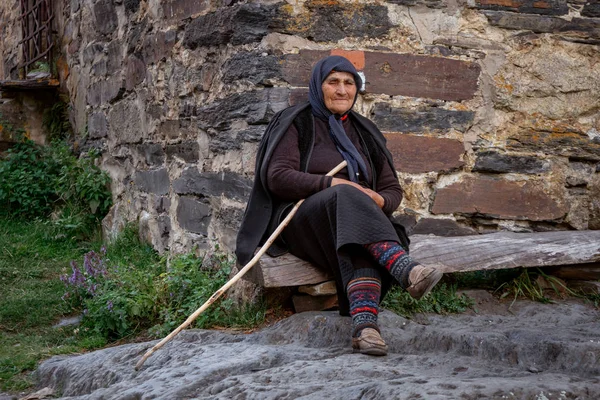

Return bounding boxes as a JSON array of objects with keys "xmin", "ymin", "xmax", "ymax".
[
  {"xmin": 61, "ymin": 233, "xmax": 266, "ymax": 340},
  {"xmin": 0, "ymin": 140, "xmax": 111, "ymax": 238}
]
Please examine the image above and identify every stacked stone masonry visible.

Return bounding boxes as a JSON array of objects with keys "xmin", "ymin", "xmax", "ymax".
[{"xmin": 1, "ymin": 0, "xmax": 599, "ymax": 254}]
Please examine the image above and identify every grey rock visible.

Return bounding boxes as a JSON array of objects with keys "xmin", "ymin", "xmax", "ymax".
[
  {"xmin": 126, "ymin": 21, "xmax": 146, "ymax": 55},
  {"xmin": 125, "ymin": 55, "xmax": 146, "ymax": 91},
  {"xmin": 136, "ymin": 143, "xmax": 165, "ymax": 166},
  {"xmin": 82, "ymin": 42, "xmax": 105, "ymax": 65},
  {"xmin": 485, "ymin": 11, "xmax": 600, "ymax": 42},
  {"xmin": 197, "ymin": 88, "xmax": 289, "ymax": 131},
  {"xmin": 209, "ymin": 125, "xmax": 265, "ymax": 154},
  {"xmin": 153, "ymin": 196, "xmax": 171, "ymax": 214},
  {"xmin": 372, "ymin": 103, "xmax": 474, "ymax": 133},
  {"xmin": 176, "ymin": 196, "xmax": 211, "ymax": 234},
  {"xmin": 106, "ymin": 41, "xmax": 123, "ymax": 75},
  {"xmin": 293, "ymin": 1, "xmax": 392, "ymax": 42},
  {"xmin": 124, "ymin": 0, "xmax": 141, "ymax": 14},
  {"xmin": 93, "ymin": 0, "xmax": 118, "ymax": 36},
  {"xmin": 475, "ymin": 0, "xmax": 568, "ymax": 15},
  {"xmin": 473, "ymin": 151, "xmax": 550, "ymax": 174},
  {"xmin": 165, "ymin": 141, "xmax": 199, "ymax": 163},
  {"xmin": 107, "ymin": 99, "xmax": 145, "ymax": 144},
  {"xmin": 183, "ymin": 3, "xmax": 277, "ymax": 49},
  {"xmin": 583, "ymin": 2, "xmax": 600, "ymax": 18},
  {"xmin": 141, "ymin": 30, "xmax": 177, "ymax": 65},
  {"xmin": 222, "ymin": 51, "xmax": 281, "ymax": 85},
  {"xmin": 391, "ymin": 214, "xmax": 418, "ymax": 235},
  {"xmin": 34, "ymin": 303, "xmax": 600, "ymax": 399},
  {"xmin": 87, "ymin": 112, "xmax": 108, "ymax": 139},
  {"xmin": 386, "ymin": 0, "xmax": 444, "ymax": 7},
  {"xmin": 157, "ymin": 215, "xmax": 171, "ymax": 238},
  {"xmin": 88, "ymin": 76, "xmax": 124, "ymax": 106},
  {"xmin": 173, "ymin": 169, "xmax": 252, "ymax": 200},
  {"xmin": 134, "ymin": 168, "xmax": 170, "ymax": 195},
  {"xmin": 412, "ymin": 218, "xmax": 478, "ymax": 237}
]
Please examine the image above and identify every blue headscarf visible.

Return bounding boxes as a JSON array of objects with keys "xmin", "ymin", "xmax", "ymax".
[{"xmin": 308, "ymin": 55, "xmax": 369, "ymax": 183}]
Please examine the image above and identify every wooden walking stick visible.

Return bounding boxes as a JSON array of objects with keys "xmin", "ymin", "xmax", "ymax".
[{"xmin": 135, "ymin": 160, "xmax": 348, "ymax": 370}]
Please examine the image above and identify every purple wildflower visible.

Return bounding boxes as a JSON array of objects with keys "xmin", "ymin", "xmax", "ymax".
[{"xmin": 107, "ymin": 300, "xmax": 113, "ymax": 312}]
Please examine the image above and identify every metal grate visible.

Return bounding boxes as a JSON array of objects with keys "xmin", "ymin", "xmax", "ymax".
[{"xmin": 18, "ymin": 0, "xmax": 53, "ymax": 76}]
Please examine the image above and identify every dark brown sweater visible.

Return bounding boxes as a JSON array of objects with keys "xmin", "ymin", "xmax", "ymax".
[{"xmin": 267, "ymin": 116, "xmax": 403, "ymax": 215}]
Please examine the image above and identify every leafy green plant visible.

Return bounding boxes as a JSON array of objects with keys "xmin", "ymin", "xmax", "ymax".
[
  {"xmin": 382, "ymin": 283, "xmax": 474, "ymax": 317},
  {"xmin": 42, "ymin": 101, "xmax": 71, "ymax": 141},
  {"xmin": 0, "ymin": 140, "xmax": 112, "ymax": 238},
  {"xmin": 61, "ymin": 232, "xmax": 267, "ymax": 340}
]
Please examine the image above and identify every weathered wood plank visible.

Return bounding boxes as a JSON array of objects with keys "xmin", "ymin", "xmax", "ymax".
[
  {"xmin": 0, "ymin": 78, "xmax": 59, "ymax": 90},
  {"xmin": 545, "ymin": 263, "xmax": 600, "ymax": 280},
  {"xmin": 245, "ymin": 252, "xmax": 332, "ymax": 287},
  {"xmin": 245, "ymin": 231, "xmax": 600, "ymax": 287},
  {"xmin": 410, "ymin": 231, "xmax": 600, "ymax": 273}
]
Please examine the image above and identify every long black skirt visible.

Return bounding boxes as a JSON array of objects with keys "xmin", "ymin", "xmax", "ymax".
[{"xmin": 281, "ymin": 185, "xmax": 401, "ymax": 316}]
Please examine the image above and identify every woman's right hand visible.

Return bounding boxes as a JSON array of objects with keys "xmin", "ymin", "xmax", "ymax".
[{"xmin": 330, "ymin": 178, "xmax": 385, "ymax": 209}]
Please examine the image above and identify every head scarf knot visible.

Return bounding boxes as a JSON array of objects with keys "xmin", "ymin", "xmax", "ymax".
[{"xmin": 308, "ymin": 55, "xmax": 369, "ymax": 183}]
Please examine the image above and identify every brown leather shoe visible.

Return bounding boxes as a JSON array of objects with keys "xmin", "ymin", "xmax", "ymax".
[
  {"xmin": 407, "ymin": 264, "xmax": 443, "ymax": 300},
  {"xmin": 352, "ymin": 328, "xmax": 388, "ymax": 356}
]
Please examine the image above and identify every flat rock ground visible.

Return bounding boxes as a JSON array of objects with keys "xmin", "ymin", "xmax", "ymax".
[{"xmin": 21, "ymin": 293, "xmax": 600, "ymax": 399}]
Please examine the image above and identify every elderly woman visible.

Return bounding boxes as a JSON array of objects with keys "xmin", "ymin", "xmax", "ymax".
[{"xmin": 236, "ymin": 55, "xmax": 442, "ymax": 355}]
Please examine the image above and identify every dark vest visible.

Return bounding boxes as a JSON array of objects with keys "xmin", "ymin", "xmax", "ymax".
[{"xmin": 235, "ymin": 103, "xmax": 409, "ymax": 266}]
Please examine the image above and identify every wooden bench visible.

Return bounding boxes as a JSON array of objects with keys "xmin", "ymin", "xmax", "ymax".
[{"xmin": 243, "ymin": 230, "xmax": 600, "ymax": 311}]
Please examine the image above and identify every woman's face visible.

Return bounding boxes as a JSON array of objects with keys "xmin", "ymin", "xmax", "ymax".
[{"xmin": 321, "ymin": 71, "xmax": 357, "ymax": 115}]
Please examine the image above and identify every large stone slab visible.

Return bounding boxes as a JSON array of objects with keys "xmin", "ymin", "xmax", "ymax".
[
  {"xmin": 183, "ymin": 3, "xmax": 277, "ymax": 49},
  {"xmin": 87, "ymin": 112, "xmax": 108, "ymax": 139},
  {"xmin": 176, "ymin": 196, "xmax": 211, "ymax": 235},
  {"xmin": 134, "ymin": 168, "xmax": 170, "ymax": 195},
  {"xmin": 411, "ymin": 218, "xmax": 477, "ymax": 236},
  {"xmin": 474, "ymin": 0, "xmax": 569, "ymax": 15},
  {"xmin": 282, "ymin": 50, "xmax": 481, "ymax": 101},
  {"xmin": 582, "ymin": 2, "xmax": 600, "ymax": 18},
  {"xmin": 473, "ymin": 151, "xmax": 550, "ymax": 174},
  {"xmin": 507, "ymin": 129, "xmax": 600, "ymax": 162},
  {"xmin": 222, "ymin": 51, "xmax": 281, "ymax": 85},
  {"xmin": 277, "ymin": 0, "xmax": 392, "ymax": 42},
  {"xmin": 107, "ymin": 99, "xmax": 145, "ymax": 144},
  {"xmin": 432, "ymin": 176, "xmax": 568, "ymax": 221},
  {"xmin": 364, "ymin": 52, "xmax": 481, "ymax": 101},
  {"xmin": 372, "ymin": 103, "xmax": 474, "ymax": 133},
  {"xmin": 166, "ymin": 142, "xmax": 199, "ymax": 163},
  {"xmin": 196, "ymin": 88, "xmax": 289, "ymax": 130},
  {"xmin": 34, "ymin": 307, "xmax": 600, "ymax": 398},
  {"xmin": 173, "ymin": 169, "xmax": 251, "ymax": 201},
  {"xmin": 136, "ymin": 143, "xmax": 165, "ymax": 166},
  {"xmin": 384, "ymin": 134, "xmax": 465, "ymax": 173},
  {"xmin": 485, "ymin": 11, "xmax": 600, "ymax": 41}
]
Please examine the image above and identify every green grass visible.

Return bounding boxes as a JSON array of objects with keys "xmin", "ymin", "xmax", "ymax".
[
  {"xmin": 382, "ymin": 283, "xmax": 475, "ymax": 317},
  {"xmin": 0, "ymin": 216, "xmax": 269, "ymax": 393},
  {"xmin": 0, "ymin": 216, "xmax": 106, "ymax": 391}
]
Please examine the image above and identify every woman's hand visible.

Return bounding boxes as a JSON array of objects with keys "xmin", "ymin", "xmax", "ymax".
[{"xmin": 330, "ymin": 178, "xmax": 385, "ymax": 209}]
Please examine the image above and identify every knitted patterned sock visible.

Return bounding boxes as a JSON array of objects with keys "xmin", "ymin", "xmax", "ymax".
[
  {"xmin": 347, "ymin": 272, "xmax": 381, "ymax": 338},
  {"xmin": 364, "ymin": 241, "xmax": 418, "ymax": 288}
]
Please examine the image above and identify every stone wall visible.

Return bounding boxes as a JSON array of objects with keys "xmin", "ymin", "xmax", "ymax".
[{"xmin": 2, "ymin": 0, "xmax": 600, "ymax": 255}]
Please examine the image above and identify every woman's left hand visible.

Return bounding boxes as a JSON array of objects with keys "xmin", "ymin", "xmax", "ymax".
[{"xmin": 362, "ymin": 188, "xmax": 385, "ymax": 209}]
